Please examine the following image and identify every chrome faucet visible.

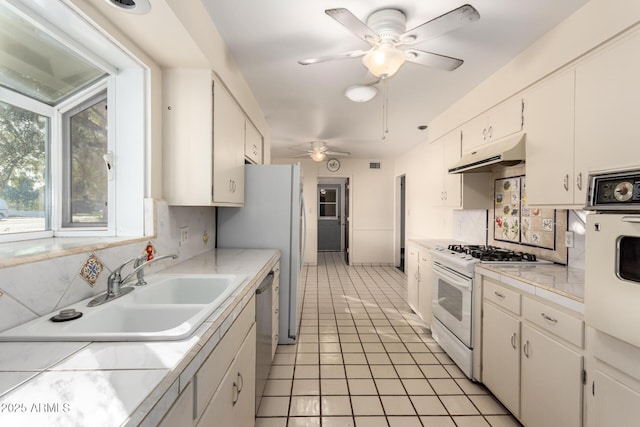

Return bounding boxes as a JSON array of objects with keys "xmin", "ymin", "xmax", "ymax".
[{"xmin": 88, "ymin": 254, "xmax": 178, "ymax": 307}]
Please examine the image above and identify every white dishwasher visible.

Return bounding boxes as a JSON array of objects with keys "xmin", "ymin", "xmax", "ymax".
[{"xmin": 255, "ymin": 271, "xmax": 274, "ymax": 413}]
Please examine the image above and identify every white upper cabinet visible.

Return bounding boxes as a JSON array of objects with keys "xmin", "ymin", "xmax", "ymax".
[
  {"xmin": 244, "ymin": 120, "xmax": 263, "ymax": 164},
  {"xmin": 461, "ymin": 97, "xmax": 524, "ymax": 154},
  {"xmin": 575, "ymin": 28, "xmax": 640, "ymax": 189},
  {"xmin": 163, "ymin": 69, "xmax": 245, "ymax": 206},
  {"xmin": 524, "ymin": 70, "xmax": 576, "ymax": 206}
]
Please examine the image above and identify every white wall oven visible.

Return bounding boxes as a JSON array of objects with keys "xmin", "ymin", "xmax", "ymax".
[{"xmin": 585, "ymin": 169, "xmax": 640, "ymax": 348}]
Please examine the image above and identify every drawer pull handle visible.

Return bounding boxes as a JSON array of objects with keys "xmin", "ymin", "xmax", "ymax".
[
  {"xmin": 510, "ymin": 332, "xmax": 517, "ymax": 349},
  {"xmin": 236, "ymin": 372, "xmax": 244, "ymax": 392},
  {"xmin": 523, "ymin": 340, "xmax": 530, "ymax": 358},
  {"xmin": 494, "ymin": 291, "xmax": 505, "ymax": 299},
  {"xmin": 541, "ymin": 313, "xmax": 558, "ymax": 323},
  {"xmin": 232, "ymin": 382, "xmax": 239, "ymax": 405}
]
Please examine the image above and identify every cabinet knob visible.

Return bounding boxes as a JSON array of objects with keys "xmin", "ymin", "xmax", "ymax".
[
  {"xmin": 576, "ymin": 172, "xmax": 583, "ymax": 191},
  {"xmin": 482, "ymin": 128, "xmax": 487, "ymax": 140},
  {"xmin": 523, "ymin": 340, "xmax": 530, "ymax": 358},
  {"xmin": 511, "ymin": 332, "xmax": 517, "ymax": 349},
  {"xmin": 488, "ymin": 126, "xmax": 493, "ymax": 138}
]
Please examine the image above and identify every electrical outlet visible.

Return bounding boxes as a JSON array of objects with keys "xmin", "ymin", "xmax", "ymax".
[
  {"xmin": 179, "ymin": 226, "xmax": 189, "ymax": 246},
  {"xmin": 565, "ymin": 231, "xmax": 574, "ymax": 248}
]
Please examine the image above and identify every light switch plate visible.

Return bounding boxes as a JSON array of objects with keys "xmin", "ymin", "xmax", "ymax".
[
  {"xmin": 179, "ymin": 226, "xmax": 189, "ymax": 246},
  {"xmin": 565, "ymin": 231, "xmax": 574, "ymax": 248}
]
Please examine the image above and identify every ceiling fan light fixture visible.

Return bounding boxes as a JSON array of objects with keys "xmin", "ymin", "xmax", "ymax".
[
  {"xmin": 345, "ymin": 84, "xmax": 378, "ymax": 102},
  {"xmin": 310, "ymin": 151, "xmax": 327, "ymax": 162},
  {"xmin": 362, "ymin": 42, "xmax": 406, "ymax": 78}
]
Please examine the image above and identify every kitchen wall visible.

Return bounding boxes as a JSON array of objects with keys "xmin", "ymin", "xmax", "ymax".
[
  {"xmin": 0, "ymin": 201, "xmax": 216, "ymax": 332},
  {"xmin": 273, "ymin": 157, "xmax": 395, "ymax": 266}
]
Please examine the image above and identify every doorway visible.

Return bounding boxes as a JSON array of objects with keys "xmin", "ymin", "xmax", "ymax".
[
  {"xmin": 317, "ymin": 178, "xmax": 350, "ymax": 263},
  {"xmin": 395, "ymin": 175, "xmax": 406, "ymax": 271}
]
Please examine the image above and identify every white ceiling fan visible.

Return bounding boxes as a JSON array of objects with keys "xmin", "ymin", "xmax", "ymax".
[
  {"xmin": 299, "ymin": 4, "xmax": 480, "ymax": 79},
  {"xmin": 290, "ymin": 141, "xmax": 350, "ymax": 162}
]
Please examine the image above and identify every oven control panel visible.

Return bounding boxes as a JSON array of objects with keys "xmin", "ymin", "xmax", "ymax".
[{"xmin": 586, "ymin": 169, "xmax": 640, "ymax": 210}]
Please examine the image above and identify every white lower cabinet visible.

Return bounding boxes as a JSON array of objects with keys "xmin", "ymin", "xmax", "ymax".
[
  {"xmin": 272, "ymin": 263, "xmax": 280, "ymax": 358},
  {"xmin": 481, "ymin": 278, "xmax": 584, "ymax": 427},
  {"xmin": 159, "ymin": 381, "xmax": 194, "ymax": 427},
  {"xmin": 482, "ymin": 302, "xmax": 520, "ymax": 417},
  {"xmin": 407, "ymin": 246, "xmax": 420, "ymax": 313},
  {"xmin": 407, "ymin": 245, "xmax": 434, "ymax": 328},
  {"xmin": 197, "ymin": 325, "xmax": 256, "ymax": 427},
  {"xmin": 521, "ymin": 323, "xmax": 583, "ymax": 427}
]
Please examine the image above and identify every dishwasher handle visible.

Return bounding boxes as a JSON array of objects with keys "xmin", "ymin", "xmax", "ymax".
[{"xmin": 256, "ymin": 271, "xmax": 274, "ymax": 295}]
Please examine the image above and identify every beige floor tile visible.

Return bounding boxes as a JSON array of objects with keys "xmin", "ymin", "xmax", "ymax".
[
  {"xmin": 294, "ymin": 365, "xmax": 320, "ymax": 379},
  {"xmin": 405, "ymin": 342, "xmax": 430, "ymax": 352},
  {"xmin": 401, "ymin": 378, "xmax": 435, "ymax": 395},
  {"xmin": 395, "ymin": 365, "xmax": 424, "ymax": 379},
  {"xmin": 429, "ymin": 378, "xmax": 464, "ymax": 394},
  {"xmin": 359, "ymin": 334, "xmax": 381, "ymax": 343},
  {"xmin": 321, "ymin": 396, "xmax": 353, "ymax": 416},
  {"xmin": 345, "ymin": 365, "xmax": 372, "ymax": 379},
  {"xmin": 321, "ymin": 343, "xmax": 342, "ymax": 353},
  {"xmin": 276, "ymin": 345, "xmax": 297, "ymax": 354},
  {"xmin": 354, "ymin": 416, "xmax": 388, "ymax": 427},
  {"xmin": 387, "ymin": 416, "xmax": 423, "ymax": 427},
  {"xmin": 383, "ymin": 343, "xmax": 408, "ymax": 353},
  {"xmin": 398, "ymin": 334, "xmax": 423, "ymax": 342},
  {"xmin": 320, "ymin": 378, "xmax": 348, "ymax": 395},
  {"xmin": 441, "ymin": 395, "xmax": 480, "ymax": 416},
  {"xmin": 321, "ymin": 364, "xmax": 346, "ymax": 379},
  {"xmin": 347, "ymin": 378, "xmax": 378, "ymax": 395},
  {"xmin": 380, "ymin": 395, "xmax": 416, "ymax": 416},
  {"xmin": 264, "ymin": 379, "xmax": 293, "ymax": 396},
  {"xmin": 484, "ymin": 415, "xmax": 522, "ymax": 427},
  {"xmin": 469, "ymin": 395, "xmax": 510, "ymax": 415},
  {"xmin": 452, "ymin": 415, "xmax": 492, "ymax": 427},
  {"xmin": 389, "ymin": 353, "xmax": 415, "ymax": 365},
  {"xmin": 289, "ymin": 396, "xmax": 321, "ymax": 416},
  {"xmin": 257, "ymin": 396, "xmax": 290, "ymax": 417},
  {"xmin": 323, "ymin": 416, "xmax": 356, "ymax": 427},
  {"xmin": 255, "ymin": 417, "xmax": 287, "ymax": 427},
  {"xmin": 361, "ymin": 343, "xmax": 386, "ymax": 353},
  {"xmin": 320, "ymin": 352, "xmax": 344, "ymax": 365},
  {"xmin": 351, "ymin": 395, "xmax": 385, "ymax": 416},
  {"xmin": 419, "ymin": 416, "xmax": 457, "ymax": 427},
  {"xmin": 420, "ymin": 364, "xmax": 451, "ymax": 379},
  {"xmin": 444, "ymin": 364, "xmax": 466, "ymax": 378},
  {"xmin": 291, "ymin": 379, "xmax": 320, "ymax": 396},
  {"xmin": 366, "ymin": 353, "xmax": 392, "ymax": 365},
  {"xmin": 413, "ymin": 353, "xmax": 440, "ymax": 364},
  {"xmin": 375, "ymin": 378, "xmax": 406, "ymax": 395},
  {"xmin": 296, "ymin": 352, "xmax": 320, "ymax": 365},
  {"xmin": 339, "ymin": 334, "xmax": 360, "ymax": 343},
  {"xmin": 341, "ymin": 342, "xmax": 364, "ymax": 353},
  {"xmin": 320, "ymin": 334, "xmax": 341, "ymax": 343},
  {"xmin": 455, "ymin": 378, "xmax": 490, "ymax": 395},
  {"xmin": 370, "ymin": 365, "xmax": 399, "ymax": 379},
  {"xmin": 297, "ymin": 343, "xmax": 319, "ymax": 353},
  {"xmin": 272, "ymin": 353, "xmax": 296, "ymax": 365},
  {"xmin": 288, "ymin": 416, "xmax": 320, "ymax": 427},
  {"xmin": 410, "ymin": 395, "xmax": 448, "ymax": 415},
  {"xmin": 298, "ymin": 334, "xmax": 320, "ymax": 343},
  {"xmin": 269, "ymin": 365, "xmax": 295, "ymax": 379}
]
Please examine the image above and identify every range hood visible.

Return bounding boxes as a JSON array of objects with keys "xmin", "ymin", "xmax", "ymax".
[{"xmin": 448, "ymin": 132, "xmax": 526, "ymax": 174}]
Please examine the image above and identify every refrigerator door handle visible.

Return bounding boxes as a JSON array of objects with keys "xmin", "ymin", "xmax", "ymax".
[{"xmin": 300, "ymin": 194, "xmax": 306, "ymax": 272}]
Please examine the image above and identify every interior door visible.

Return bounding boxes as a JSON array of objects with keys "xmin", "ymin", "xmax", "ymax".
[
  {"xmin": 317, "ymin": 184, "xmax": 341, "ymax": 251},
  {"xmin": 344, "ymin": 178, "xmax": 350, "ymax": 264}
]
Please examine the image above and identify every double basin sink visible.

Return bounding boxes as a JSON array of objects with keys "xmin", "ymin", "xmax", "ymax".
[{"xmin": 0, "ymin": 274, "xmax": 247, "ymax": 341}]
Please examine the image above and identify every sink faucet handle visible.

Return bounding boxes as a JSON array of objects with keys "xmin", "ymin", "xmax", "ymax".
[{"xmin": 134, "ymin": 254, "xmax": 149, "ymax": 286}]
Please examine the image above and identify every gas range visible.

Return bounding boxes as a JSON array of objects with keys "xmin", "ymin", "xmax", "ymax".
[{"xmin": 431, "ymin": 244, "xmax": 550, "ymax": 276}]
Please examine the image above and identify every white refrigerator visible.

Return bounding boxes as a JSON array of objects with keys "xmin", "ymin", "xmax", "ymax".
[{"xmin": 217, "ymin": 163, "xmax": 305, "ymax": 344}]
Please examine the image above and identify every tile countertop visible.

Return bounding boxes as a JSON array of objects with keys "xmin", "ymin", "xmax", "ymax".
[
  {"xmin": 408, "ymin": 239, "xmax": 471, "ymax": 250},
  {"xmin": 476, "ymin": 263, "xmax": 585, "ymax": 312},
  {"xmin": 0, "ymin": 248, "xmax": 280, "ymax": 427}
]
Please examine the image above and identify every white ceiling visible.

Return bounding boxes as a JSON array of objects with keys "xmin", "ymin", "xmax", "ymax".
[{"xmin": 200, "ymin": 0, "xmax": 590, "ymax": 160}]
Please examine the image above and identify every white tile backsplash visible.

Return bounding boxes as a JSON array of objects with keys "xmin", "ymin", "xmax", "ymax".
[
  {"xmin": 452, "ymin": 210, "xmax": 488, "ymax": 245},
  {"xmin": 567, "ymin": 210, "xmax": 586, "ymax": 270},
  {"xmin": 0, "ymin": 200, "xmax": 216, "ymax": 332}
]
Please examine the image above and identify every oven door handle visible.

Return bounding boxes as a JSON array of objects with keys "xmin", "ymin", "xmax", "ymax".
[
  {"xmin": 432, "ymin": 264, "xmax": 472, "ymax": 291},
  {"xmin": 621, "ymin": 216, "xmax": 640, "ymax": 224}
]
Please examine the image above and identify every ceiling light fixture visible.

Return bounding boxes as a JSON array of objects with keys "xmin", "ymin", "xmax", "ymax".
[
  {"xmin": 106, "ymin": 0, "xmax": 151, "ymax": 14},
  {"xmin": 310, "ymin": 151, "xmax": 326, "ymax": 162},
  {"xmin": 362, "ymin": 42, "xmax": 406, "ymax": 79},
  {"xmin": 344, "ymin": 84, "xmax": 378, "ymax": 102}
]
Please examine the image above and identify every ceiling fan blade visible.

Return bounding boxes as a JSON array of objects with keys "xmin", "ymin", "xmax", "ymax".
[
  {"xmin": 292, "ymin": 152, "xmax": 312, "ymax": 158},
  {"xmin": 325, "ymin": 8, "xmax": 379, "ymax": 45},
  {"xmin": 298, "ymin": 49, "xmax": 369, "ymax": 65},
  {"xmin": 405, "ymin": 49, "xmax": 464, "ymax": 71},
  {"xmin": 401, "ymin": 4, "xmax": 480, "ymax": 45},
  {"xmin": 325, "ymin": 151, "xmax": 350, "ymax": 156}
]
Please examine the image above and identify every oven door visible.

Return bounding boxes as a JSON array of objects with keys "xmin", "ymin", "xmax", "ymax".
[
  {"xmin": 586, "ymin": 213, "xmax": 640, "ymax": 348},
  {"xmin": 432, "ymin": 262, "xmax": 473, "ymax": 348}
]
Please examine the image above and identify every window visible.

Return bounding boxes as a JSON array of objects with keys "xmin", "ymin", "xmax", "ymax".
[
  {"xmin": 0, "ymin": 0, "xmax": 147, "ymax": 242},
  {"xmin": 318, "ymin": 188, "xmax": 338, "ymax": 218}
]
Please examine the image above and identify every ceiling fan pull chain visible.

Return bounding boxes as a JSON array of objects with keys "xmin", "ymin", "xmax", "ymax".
[{"xmin": 382, "ymin": 78, "xmax": 389, "ymax": 140}]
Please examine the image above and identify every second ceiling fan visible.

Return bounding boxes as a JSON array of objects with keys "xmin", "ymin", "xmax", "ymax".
[{"xmin": 299, "ymin": 4, "xmax": 480, "ymax": 79}]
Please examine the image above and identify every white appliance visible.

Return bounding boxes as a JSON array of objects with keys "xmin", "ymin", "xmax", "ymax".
[
  {"xmin": 430, "ymin": 244, "xmax": 551, "ymax": 380},
  {"xmin": 584, "ymin": 168, "xmax": 640, "ymax": 348},
  {"xmin": 217, "ymin": 164, "xmax": 306, "ymax": 345}
]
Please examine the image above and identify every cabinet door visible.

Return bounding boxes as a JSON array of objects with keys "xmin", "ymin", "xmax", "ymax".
[
  {"xmin": 159, "ymin": 381, "xmax": 194, "ymax": 427},
  {"xmin": 482, "ymin": 302, "xmax": 521, "ymax": 417},
  {"xmin": 443, "ymin": 131, "xmax": 462, "ymax": 207},
  {"xmin": 575, "ymin": 30, "xmax": 640, "ymax": 203},
  {"xmin": 525, "ymin": 70, "xmax": 576, "ymax": 206},
  {"xmin": 521, "ymin": 324, "xmax": 582, "ymax": 427},
  {"xmin": 461, "ymin": 113, "xmax": 489, "ymax": 154},
  {"xmin": 407, "ymin": 246, "xmax": 420, "ymax": 313},
  {"xmin": 428, "ymin": 138, "xmax": 446, "ymax": 206},
  {"xmin": 418, "ymin": 251, "xmax": 434, "ymax": 327},
  {"xmin": 589, "ymin": 369, "xmax": 640, "ymax": 427},
  {"xmin": 245, "ymin": 121, "xmax": 263, "ymax": 164},
  {"xmin": 213, "ymin": 80, "xmax": 245, "ymax": 205},
  {"xmin": 198, "ymin": 325, "xmax": 256, "ymax": 427},
  {"xmin": 488, "ymin": 97, "xmax": 523, "ymax": 141}
]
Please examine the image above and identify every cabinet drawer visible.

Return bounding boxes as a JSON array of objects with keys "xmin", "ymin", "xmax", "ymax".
[
  {"xmin": 523, "ymin": 297, "xmax": 584, "ymax": 348},
  {"xmin": 484, "ymin": 279, "xmax": 521, "ymax": 315},
  {"xmin": 195, "ymin": 297, "xmax": 255, "ymax": 419}
]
